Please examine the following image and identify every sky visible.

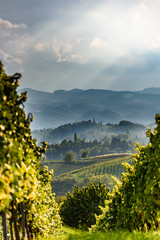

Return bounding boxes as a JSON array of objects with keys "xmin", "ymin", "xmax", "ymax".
[{"xmin": 1, "ymin": 0, "xmax": 160, "ymax": 92}]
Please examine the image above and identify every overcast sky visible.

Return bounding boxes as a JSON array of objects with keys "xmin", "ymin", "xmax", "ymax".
[{"xmin": 1, "ymin": 0, "xmax": 160, "ymax": 92}]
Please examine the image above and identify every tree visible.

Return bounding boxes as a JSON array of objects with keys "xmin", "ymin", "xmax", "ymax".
[
  {"xmin": 63, "ymin": 151, "xmax": 75, "ymax": 163},
  {"xmin": 74, "ymin": 132, "xmax": 78, "ymax": 142},
  {"xmin": 60, "ymin": 182, "xmax": 109, "ymax": 229},
  {"xmin": 81, "ymin": 149, "xmax": 89, "ymax": 158}
]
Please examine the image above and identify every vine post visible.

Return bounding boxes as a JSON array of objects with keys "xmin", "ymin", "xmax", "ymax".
[
  {"xmin": 1, "ymin": 211, "xmax": 9, "ymax": 240},
  {"xmin": 21, "ymin": 202, "xmax": 26, "ymax": 240}
]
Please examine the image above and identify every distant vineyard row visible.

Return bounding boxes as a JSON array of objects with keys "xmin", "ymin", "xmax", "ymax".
[
  {"xmin": 51, "ymin": 155, "xmax": 132, "ymax": 196},
  {"xmin": 74, "ymin": 156, "xmax": 132, "ymax": 179},
  {"xmin": 43, "ymin": 153, "xmax": 130, "ymax": 176}
]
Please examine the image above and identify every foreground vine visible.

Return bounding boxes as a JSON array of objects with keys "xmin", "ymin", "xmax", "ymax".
[
  {"xmin": 91, "ymin": 114, "xmax": 160, "ymax": 232},
  {"xmin": 0, "ymin": 61, "xmax": 61, "ymax": 240}
]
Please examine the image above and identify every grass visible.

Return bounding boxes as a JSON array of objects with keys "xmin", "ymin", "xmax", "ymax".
[
  {"xmin": 65, "ymin": 231, "xmax": 160, "ymax": 240},
  {"xmin": 37, "ymin": 227, "xmax": 160, "ymax": 240}
]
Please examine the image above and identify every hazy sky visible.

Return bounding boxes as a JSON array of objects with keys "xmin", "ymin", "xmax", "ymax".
[{"xmin": 1, "ymin": 0, "xmax": 160, "ymax": 92}]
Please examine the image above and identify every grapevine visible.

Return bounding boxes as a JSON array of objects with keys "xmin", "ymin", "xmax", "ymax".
[{"xmin": 0, "ymin": 61, "xmax": 61, "ymax": 240}]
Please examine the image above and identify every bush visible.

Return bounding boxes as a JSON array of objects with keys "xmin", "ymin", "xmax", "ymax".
[
  {"xmin": 81, "ymin": 150, "xmax": 89, "ymax": 158},
  {"xmin": 64, "ymin": 152, "xmax": 75, "ymax": 163},
  {"xmin": 60, "ymin": 182, "xmax": 109, "ymax": 229}
]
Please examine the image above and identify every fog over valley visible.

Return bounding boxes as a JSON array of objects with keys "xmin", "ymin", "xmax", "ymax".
[{"xmin": 18, "ymin": 87, "xmax": 159, "ymax": 131}]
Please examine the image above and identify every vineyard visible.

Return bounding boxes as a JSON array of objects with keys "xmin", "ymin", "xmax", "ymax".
[
  {"xmin": 43, "ymin": 153, "xmax": 131, "ymax": 176},
  {"xmin": 55, "ymin": 156, "xmax": 132, "ymax": 178},
  {"xmin": 52, "ymin": 155, "xmax": 132, "ymax": 195}
]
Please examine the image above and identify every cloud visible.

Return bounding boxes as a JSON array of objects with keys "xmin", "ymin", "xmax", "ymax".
[
  {"xmin": 96, "ymin": 51, "xmax": 160, "ymax": 91},
  {"xmin": 0, "ymin": 18, "xmax": 28, "ymax": 72},
  {"xmin": 151, "ymin": 40, "xmax": 160, "ymax": 51},
  {"xmin": 0, "ymin": 18, "xmax": 27, "ymax": 29},
  {"xmin": 71, "ymin": 54, "xmax": 82, "ymax": 60},
  {"xmin": 90, "ymin": 38, "xmax": 108, "ymax": 48},
  {"xmin": 0, "ymin": 49, "xmax": 23, "ymax": 65},
  {"xmin": 140, "ymin": 0, "xmax": 148, "ymax": 13},
  {"xmin": 34, "ymin": 42, "xmax": 50, "ymax": 52},
  {"xmin": 1, "ymin": 0, "xmax": 160, "ymax": 92},
  {"xmin": 0, "ymin": 18, "xmax": 27, "ymax": 39},
  {"xmin": 52, "ymin": 39, "xmax": 83, "ymax": 63},
  {"xmin": 52, "ymin": 39, "xmax": 63, "ymax": 62},
  {"xmin": 35, "ymin": 43, "xmax": 45, "ymax": 51}
]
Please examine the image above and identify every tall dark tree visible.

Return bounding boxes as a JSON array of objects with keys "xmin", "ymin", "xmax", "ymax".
[{"xmin": 74, "ymin": 132, "xmax": 78, "ymax": 142}]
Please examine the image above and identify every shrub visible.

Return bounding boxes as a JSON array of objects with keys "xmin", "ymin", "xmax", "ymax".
[
  {"xmin": 64, "ymin": 152, "xmax": 75, "ymax": 163},
  {"xmin": 60, "ymin": 182, "xmax": 109, "ymax": 229},
  {"xmin": 81, "ymin": 150, "xmax": 89, "ymax": 158}
]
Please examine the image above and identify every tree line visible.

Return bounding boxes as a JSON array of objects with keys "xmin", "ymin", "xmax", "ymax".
[
  {"xmin": 33, "ymin": 118, "xmax": 146, "ymax": 145},
  {"xmin": 46, "ymin": 134, "xmax": 134, "ymax": 161}
]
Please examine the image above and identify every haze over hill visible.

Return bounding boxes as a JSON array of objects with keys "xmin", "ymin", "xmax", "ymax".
[{"xmin": 19, "ymin": 87, "xmax": 160, "ymax": 130}]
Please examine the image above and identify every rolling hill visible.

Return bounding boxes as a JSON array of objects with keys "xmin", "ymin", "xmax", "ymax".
[
  {"xmin": 32, "ymin": 119, "xmax": 147, "ymax": 144},
  {"xmin": 41, "ymin": 153, "xmax": 132, "ymax": 196},
  {"xmin": 18, "ymin": 87, "xmax": 160, "ymax": 130}
]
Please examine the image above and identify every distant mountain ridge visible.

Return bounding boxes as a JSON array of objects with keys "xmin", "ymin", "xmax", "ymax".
[
  {"xmin": 18, "ymin": 87, "xmax": 160, "ymax": 130},
  {"xmin": 139, "ymin": 87, "xmax": 160, "ymax": 95}
]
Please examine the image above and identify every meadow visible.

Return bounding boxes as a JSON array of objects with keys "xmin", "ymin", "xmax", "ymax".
[{"xmin": 39, "ymin": 227, "xmax": 160, "ymax": 240}]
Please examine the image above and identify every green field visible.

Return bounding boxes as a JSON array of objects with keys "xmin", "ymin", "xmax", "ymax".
[
  {"xmin": 45, "ymin": 153, "xmax": 133, "ymax": 196},
  {"xmin": 56, "ymin": 155, "xmax": 132, "ymax": 178},
  {"xmin": 43, "ymin": 153, "xmax": 131, "ymax": 176}
]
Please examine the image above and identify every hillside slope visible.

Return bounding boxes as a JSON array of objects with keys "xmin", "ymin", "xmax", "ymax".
[
  {"xmin": 32, "ymin": 119, "xmax": 147, "ymax": 144},
  {"xmin": 18, "ymin": 88, "xmax": 160, "ymax": 130},
  {"xmin": 42, "ymin": 154, "xmax": 132, "ymax": 196}
]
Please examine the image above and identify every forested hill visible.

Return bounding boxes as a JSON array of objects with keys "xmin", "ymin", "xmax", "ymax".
[
  {"xmin": 18, "ymin": 87, "xmax": 160, "ymax": 130},
  {"xmin": 32, "ymin": 119, "xmax": 147, "ymax": 145}
]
